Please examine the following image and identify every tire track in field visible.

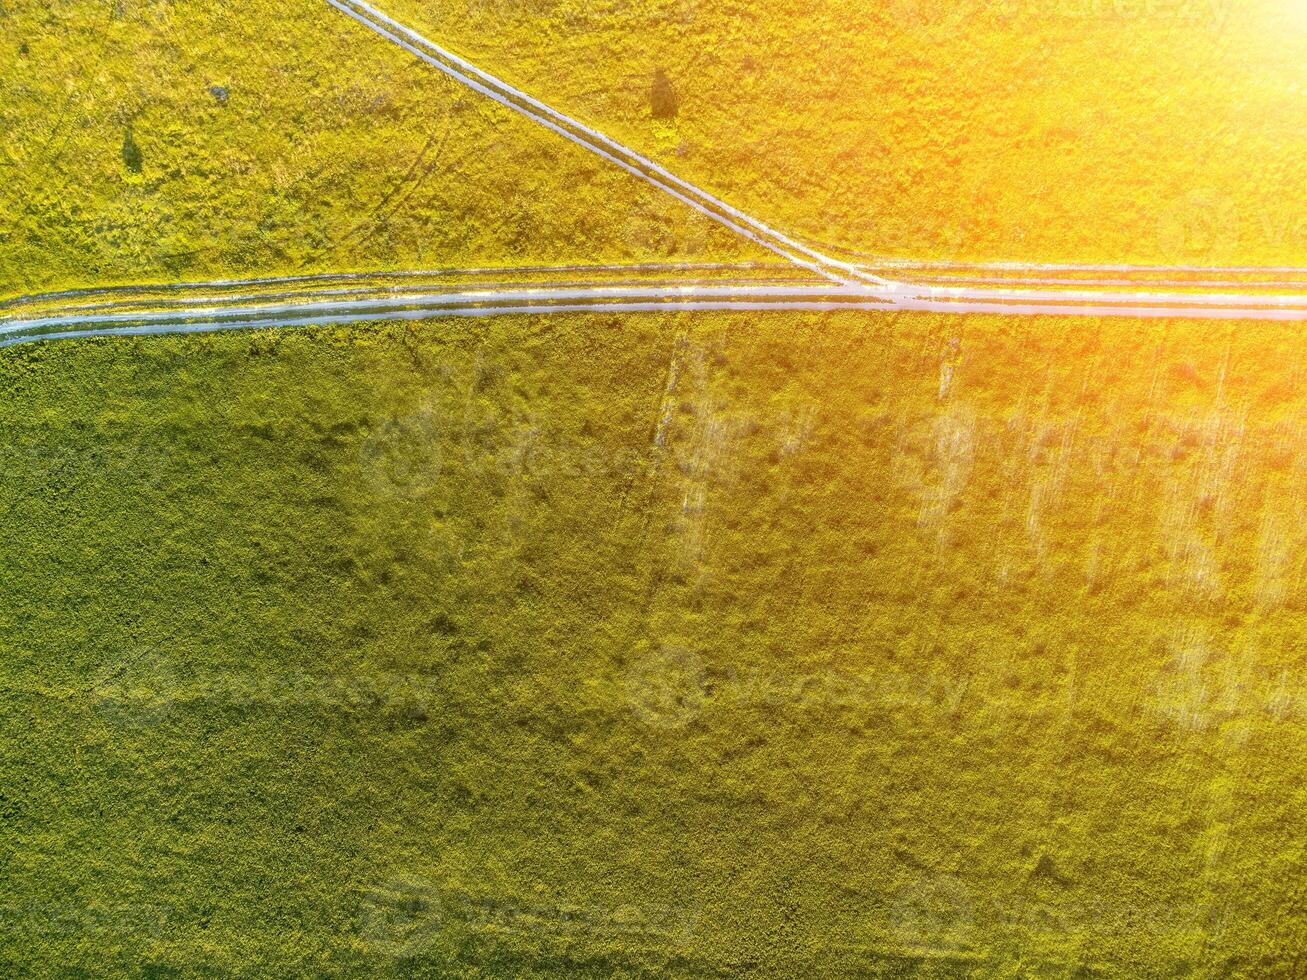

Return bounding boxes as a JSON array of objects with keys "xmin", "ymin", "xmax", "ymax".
[{"xmin": 324, "ymin": 0, "xmax": 894, "ymax": 290}]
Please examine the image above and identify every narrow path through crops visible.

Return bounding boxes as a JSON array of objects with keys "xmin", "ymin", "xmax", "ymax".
[{"xmin": 5, "ymin": 3, "xmax": 1307, "ymax": 350}]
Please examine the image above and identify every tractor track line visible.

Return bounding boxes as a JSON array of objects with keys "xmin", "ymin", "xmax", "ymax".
[{"xmin": 325, "ymin": 0, "xmax": 893, "ymax": 289}]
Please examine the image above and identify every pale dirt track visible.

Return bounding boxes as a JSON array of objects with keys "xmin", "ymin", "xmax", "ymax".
[{"xmin": 4, "ymin": 4, "xmax": 1307, "ymax": 348}]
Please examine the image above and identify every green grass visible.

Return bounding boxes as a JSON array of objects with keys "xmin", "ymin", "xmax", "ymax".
[
  {"xmin": 9, "ymin": 0, "xmax": 1307, "ymax": 301},
  {"xmin": 4, "ymin": 311, "xmax": 1307, "ymax": 975},
  {"xmin": 7, "ymin": 1, "xmax": 1307, "ymax": 975},
  {"xmin": 0, "ymin": 0, "xmax": 753, "ymax": 300},
  {"xmin": 361, "ymin": 0, "xmax": 1307, "ymax": 267}
]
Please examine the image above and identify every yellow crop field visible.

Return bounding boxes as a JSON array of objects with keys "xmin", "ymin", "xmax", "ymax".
[
  {"xmin": 0, "ymin": 0, "xmax": 751, "ymax": 299},
  {"xmin": 4, "ymin": 1, "xmax": 1307, "ymax": 976}
]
